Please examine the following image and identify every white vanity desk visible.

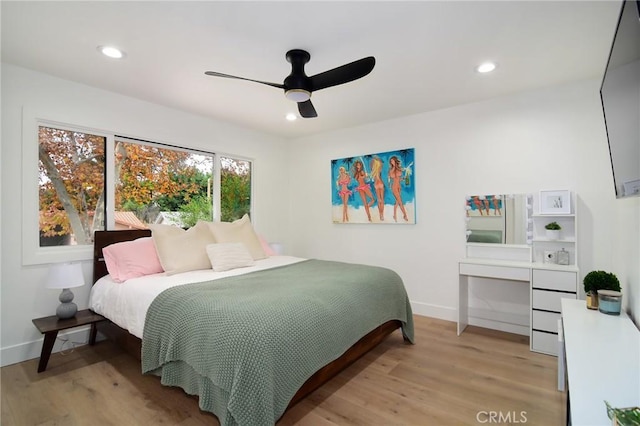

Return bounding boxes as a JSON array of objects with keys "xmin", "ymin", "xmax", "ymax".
[
  {"xmin": 561, "ymin": 298, "xmax": 639, "ymax": 425},
  {"xmin": 459, "ymin": 243, "xmax": 578, "ymax": 355},
  {"xmin": 458, "ymin": 257, "xmax": 531, "ymax": 335}
]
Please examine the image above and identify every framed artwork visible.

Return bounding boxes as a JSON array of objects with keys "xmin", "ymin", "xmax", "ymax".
[
  {"xmin": 331, "ymin": 148, "xmax": 415, "ymax": 224},
  {"xmin": 539, "ymin": 190, "xmax": 571, "ymax": 215},
  {"xmin": 465, "ymin": 195, "xmax": 503, "ymax": 217}
]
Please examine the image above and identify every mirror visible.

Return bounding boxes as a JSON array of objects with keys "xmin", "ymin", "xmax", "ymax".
[{"xmin": 465, "ymin": 194, "xmax": 529, "ymax": 245}]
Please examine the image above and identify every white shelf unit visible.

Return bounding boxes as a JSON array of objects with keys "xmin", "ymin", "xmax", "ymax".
[
  {"xmin": 530, "ymin": 192, "xmax": 578, "ymax": 267},
  {"xmin": 528, "ymin": 191, "xmax": 579, "ymax": 355}
]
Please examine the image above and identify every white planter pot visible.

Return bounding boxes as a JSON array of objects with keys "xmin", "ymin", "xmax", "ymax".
[{"xmin": 546, "ymin": 229, "xmax": 561, "ymax": 240}]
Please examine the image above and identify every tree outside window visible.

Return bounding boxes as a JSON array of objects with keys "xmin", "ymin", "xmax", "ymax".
[
  {"xmin": 114, "ymin": 140, "xmax": 214, "ymax": 228},
  {"xmin": 39, "ymin": 126, "xmax": 105, "ymax": 246},
  {"xmin": 220, "ymin": 156, "xmax": 251, "ymax": 222},
  {"xmin": 38, "ymin": 126, "xmax": 252, "ymax": 247}
]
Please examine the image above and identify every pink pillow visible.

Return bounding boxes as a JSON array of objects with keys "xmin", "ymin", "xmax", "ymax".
[
  {"xmin": 103, "ymin": 237, "xmax": 164, "ymax": 283},
  {"xmin": 258, "ymin": 235, "xmax": 277, "ymax": 256}
]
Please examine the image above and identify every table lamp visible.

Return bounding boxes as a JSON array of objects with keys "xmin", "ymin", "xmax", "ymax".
[{"xmin": 45, "ymin": 262, "xmax": 85, "ymax": 319}]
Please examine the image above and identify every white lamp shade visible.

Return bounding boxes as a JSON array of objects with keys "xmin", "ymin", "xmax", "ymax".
[{"xmin": 45, "ymin": 262, "xmax": 85, "ymax": 289}]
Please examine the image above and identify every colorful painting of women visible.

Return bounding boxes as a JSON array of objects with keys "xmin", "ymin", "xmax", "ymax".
[{"xmin": 331, "ymin": 148, "xmax": 415, "ymax": 224}]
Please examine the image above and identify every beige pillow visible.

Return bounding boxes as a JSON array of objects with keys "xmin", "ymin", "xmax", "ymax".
[
  {"xmin": 206, "ymin": 243, "xmax": 255, "ymax": 272},
  {"xmin": 149, "ymin": 221, "xmax": 216, "ymax": 275},
  {"xmin": 204, "ymin": 214, "xmax": 267, "ymax": 260}
]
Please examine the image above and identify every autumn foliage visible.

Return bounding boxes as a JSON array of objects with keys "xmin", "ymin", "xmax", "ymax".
[
  {"xmin": 39, "ymin": 127, "xmax": 249, "ymax": 246},
  {"xmin": 39, "ymin": 127, "xmax": 105, "ymax": 244}
]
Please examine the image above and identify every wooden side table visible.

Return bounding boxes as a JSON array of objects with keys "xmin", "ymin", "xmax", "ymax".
[{"xmin": 32, "ymin": 309, "xmax": 106, "ymax": 372}]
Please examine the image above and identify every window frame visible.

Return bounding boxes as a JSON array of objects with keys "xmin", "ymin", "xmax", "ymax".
[
  {"xmin": 22, "ymin": 112, "xmax": 254, "ymax": 266},
  {"xmin": 22, "ymin": 114, "xmax": 112, "ymax": 265}
]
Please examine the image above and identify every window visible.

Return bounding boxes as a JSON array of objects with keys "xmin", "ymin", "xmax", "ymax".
[
  {"xmin": 114, "ymin": 139, "xmax": 214, "ymax": 228},
  {"xmin": 220, "ymin": 156, "xmax": 251, "ymax": 222},
  {"xmin": 25, "ymin": 115, "xmax": 253, "ymax": 265},
  {"xmin": 38, "ymin": 126, "xmax": 106, "ymax": 247}
]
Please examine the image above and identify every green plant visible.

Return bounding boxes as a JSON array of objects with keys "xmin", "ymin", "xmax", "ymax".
[
  {"xmin": 606, "ymin": 401, "xmax": 640, "ymax": 426},
  {"xmin": 178, "ymin": 195, "xmax": 213, "ymax": 228},
  {"xmin": 545, "ymin": 221, "xmax": 561, "ymax": 230},
  {"xmin": 583, "ymin": 270, "xmax": 621, "ymax": 294}
]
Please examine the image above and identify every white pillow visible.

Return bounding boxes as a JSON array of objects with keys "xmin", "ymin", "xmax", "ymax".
[
  {"xmin": 149, "ymin": 221, "xmax": 216, "ymax": 275},
  {"xmin": 206, "ymin": 243, "xmax": 255, "ymax": 272},
  {"xmin": 204, "ymin": 214, "xmax": 267, "ymax": 260}
]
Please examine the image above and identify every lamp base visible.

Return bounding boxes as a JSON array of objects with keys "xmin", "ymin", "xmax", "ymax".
[
  {"xmin": 56, "ymin": 288, "xmax": 77, "ymax": 319},
  {"xmin": 56, "ymin": 302, "xmax": 78, "ymax": 319}
]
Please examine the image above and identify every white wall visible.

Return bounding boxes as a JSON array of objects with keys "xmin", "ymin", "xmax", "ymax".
[
  {"xmin": 0, "ymin": 64, "xmax": 289, "ymax": 366},
  {"xmin": 287, "ymin": 79, "xmax": 639, "ymax": 326}
]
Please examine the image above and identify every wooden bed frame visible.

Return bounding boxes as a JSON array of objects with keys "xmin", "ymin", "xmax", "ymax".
[{"xmin": 92, "ymin": 230, "xmax": 403, "ymax": 412}]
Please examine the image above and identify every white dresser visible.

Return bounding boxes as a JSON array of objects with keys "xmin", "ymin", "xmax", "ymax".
[
  {"xmin": 561, "ymin": 298, "xmax": 640, "ymax": 425},
  {"xmin": 459, "ymin": 244, "xmax": 578, "ymax": 355},
  {"xmin": 530, "ymin": 267, "xmax": 578, "ymax": 355}
]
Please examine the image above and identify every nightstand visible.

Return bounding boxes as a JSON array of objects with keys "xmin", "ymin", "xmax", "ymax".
[{"xmin": 32, "ymin": 309, "xmax": 106, "ymax": 372}]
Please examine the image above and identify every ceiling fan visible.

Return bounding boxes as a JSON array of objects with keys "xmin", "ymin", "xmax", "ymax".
[{"xmin": 204, "ymin": 49, "xmax": 375, "ymax": 118}]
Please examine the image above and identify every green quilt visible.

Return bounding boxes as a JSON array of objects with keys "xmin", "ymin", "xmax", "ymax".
[{"xmin": 141, "ymin": 259, "xmax": 414, "ymax": 426}]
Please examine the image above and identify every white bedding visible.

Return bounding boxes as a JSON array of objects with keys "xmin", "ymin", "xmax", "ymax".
[{"xmin": 89, "ymin": 256, "xmax": 306, "ymax": 339}]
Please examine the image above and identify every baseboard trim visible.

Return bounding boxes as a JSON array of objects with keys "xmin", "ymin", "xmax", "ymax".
[
  {"xmin": 468, "ymin": 317, "xmax": 530, "ymax": 336},
  {"xmin": 1, "ymin": 326, "xmax": 92, "ymax": 368},
  {"xmin": 467, "ymin": 306, "xmax": 530, "ymax": 336},
  {"xmin": 411, "ymin": 301, "xmax": 457, "ymax": 322}
]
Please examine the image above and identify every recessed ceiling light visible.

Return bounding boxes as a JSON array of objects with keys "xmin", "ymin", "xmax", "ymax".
[
  {"xmin": 286, "ymin": 113, "xmax": 297, "ymax": 121},
  {"xmin": 97, "ymin": 45, "xmax": 125, "ymax": 59},
  {"xmin": 476, "ymin": 62, "xmax": 496, "ymax": 73}
]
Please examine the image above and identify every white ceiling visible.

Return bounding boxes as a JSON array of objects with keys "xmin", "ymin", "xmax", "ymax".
[{"xmin": 1, "ymin": 1, "xmax": 622, "ymax": 139}]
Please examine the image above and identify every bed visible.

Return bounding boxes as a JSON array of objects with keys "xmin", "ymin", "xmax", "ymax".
[{"xmin": 90, "ymin": 228, "xmax": 414, "ymax": 426}]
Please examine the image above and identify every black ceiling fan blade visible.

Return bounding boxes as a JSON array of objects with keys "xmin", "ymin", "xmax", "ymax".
[
  {"xmin": 298, "ymin": 100, "xmax": 317, "ymax": 118},
  {"xmin": 204, "ymin": 71, "xmax": 284, "ymax": 89},
  {"xmin": 309, "ymin": 57, "xmax": 375, "ymax": 92}
]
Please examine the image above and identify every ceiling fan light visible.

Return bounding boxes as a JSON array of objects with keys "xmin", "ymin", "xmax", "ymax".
[{"xmin": 285, "ymin": 89, "xmax": 311, "ymax": 103}]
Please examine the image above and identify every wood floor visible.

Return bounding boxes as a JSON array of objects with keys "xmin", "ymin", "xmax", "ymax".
[{"xmin": 1, "ymin": 315, "xmax": 566, "ymax": 425}]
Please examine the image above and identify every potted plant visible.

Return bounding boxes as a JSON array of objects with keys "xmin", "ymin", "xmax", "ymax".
[
  {"xmin": 545, "ymin": 221, "xmax": 561, "ymax": 239},
  {"xmin": 583, "ymin": 270, "xmax": 621, "ymax": 310}
]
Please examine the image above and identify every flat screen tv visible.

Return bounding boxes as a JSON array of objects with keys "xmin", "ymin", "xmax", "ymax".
[{"xmin": 600, "ymin": 0, "xmax": 640, "ymax": 198}]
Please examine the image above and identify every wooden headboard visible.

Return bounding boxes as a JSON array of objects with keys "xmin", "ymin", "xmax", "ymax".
[{"xmin": 93, "ymin": 230, "xmax": 151, "ymax": 284}]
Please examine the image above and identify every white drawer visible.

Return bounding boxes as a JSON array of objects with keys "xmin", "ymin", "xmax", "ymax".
[
  {"xmin": 532, "ymin": 289, "xmax": 576, "ymax": 312},
  {"xmin": 531, "ymin": 330, "xmax": 558, "ymax": 356},
  {"xmin": 532, "ymin": 269, "xmax": 576, "ymax": 292},
  {"xmin": 533, "ymin": 310, "xmax": 561, "ymax": 333},
  {"xmin": 459, "ymin": 263, "xmax": 529, "ymax": 281}
]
